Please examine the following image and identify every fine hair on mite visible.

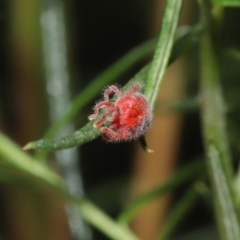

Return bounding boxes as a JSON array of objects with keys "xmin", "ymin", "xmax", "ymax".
[{"xmin": 88, "ymin": 81, "xmax": 153, "ymax": 142}]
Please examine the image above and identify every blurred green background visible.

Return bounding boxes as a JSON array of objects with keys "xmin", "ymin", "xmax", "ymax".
[{"xmin": 1, "ymin": 0, "xmax": 240, "ymax": 240}]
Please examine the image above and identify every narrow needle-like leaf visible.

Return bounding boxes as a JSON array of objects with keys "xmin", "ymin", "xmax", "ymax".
[
  {"xmin": 144, "ymin": 0, "xmax": 183, "ymax": 108},
  {"xmin": 44, "ymin": 38, "xmax": 157, "ymax": 139},
  {"xmin": 23, "ymin": 121, "xmax": 100, "ymax": 151},
  {"xmin": 24, "ymin": 10, "xmax": 206, "ymax": 151},
  {"xmin": 158, "ymin": 185, "xmax": 198, "ymax": 240},
  {"xmin": 118, "ymin": 161, "xmax": 205, "ymax": 224},
  {"xmin": 199, "ymin": 1, "xmax": 240, "ymax": 238},
  {"xmin": 0, "ymin": 132, "xmax": 138, "ymax": 240},
  {"xmin": 211, "ymin": 0, "xmax": 240, "ymax": 7}
]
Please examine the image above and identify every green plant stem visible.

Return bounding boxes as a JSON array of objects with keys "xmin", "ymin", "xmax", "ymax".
[
  {"xmin": 23, "ymin": 121, "xmax": 101, "ymax": 151},
  {"xmin": 144, "ymin": 0, "xmax": 183, "ymax": 108},
  {"xmin": 73, "ymin": 199, "xmax": 138, "ymax": 240},
  {"xmin": 24, "ymin": 20, "xmax": 206, "ymax": 151},
  {"xmin": 158, "ymin": 184, "xmax": 199, "ymax": 240},
  {"xmin": 211, "ymin": 0, "xmax": 240, "ymax": 6},
  {"xmin": 45, "ymin": 20, "xmax": 205, "ymax": 141},
  {"xmin": 117, "ymin": 160, "xmax": 205, "ymax": 224},
  {"xmin": 44, "ymin": 38, "xmax": 157, "ymax": 139},
  {"xmin": 0, "ymin": 132, "xmax": 138, "ymax": 240},
  {"xmin": 199, "ymin": 2, "xmax": 240, "ymax": 238}
]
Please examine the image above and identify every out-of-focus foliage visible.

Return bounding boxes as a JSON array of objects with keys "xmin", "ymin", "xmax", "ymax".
[{"xmin": 1, "ymin": 0, "xmax": 240, "ymax": 240}]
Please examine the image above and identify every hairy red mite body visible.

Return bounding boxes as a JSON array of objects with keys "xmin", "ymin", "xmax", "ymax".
[{"xmin": 88, "ymin": 82, "xmax": 152, "ymax": 142}]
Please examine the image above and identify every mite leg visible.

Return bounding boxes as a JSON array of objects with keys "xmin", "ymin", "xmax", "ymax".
[
  {"xmin": 103, "ymin": 85, "xmax": 123, "ymax": 100},
  {"xmin": 94, "ymin": 108, "xmax": 117, "ymax": 127},
  {"xmin": 101, "ymin": 127, "xmax": 131, "ymax": 142},
  {"xmin": 125, "ymin": 83, "xmax": 142, "ymax": 94},
  {"xmin": 88, "ymin": 101, "xmax": 114, "ymax": 120}
]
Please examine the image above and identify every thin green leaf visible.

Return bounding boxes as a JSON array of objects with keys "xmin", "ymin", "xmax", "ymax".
[
  {"xmin": 158, "ymin": 184, "xmax": 199, "ymax": 240},
  {"xmin": 169, "ymin": 24, "xmax": 206, "ymax": 65},
  {"xmin": 0, "ymin": 131, "xmax": 138, "ymax": 240},
  {"xmin": 144, "ymin": 0, "xmax": 183, "ymax": 108},
  {"xmin": 45, "ymin": 22, "xmax": 205, "ymax": 141},
  {"xmin": 211, "ymin": 0, "xmax": 240, "ymax": 6},
  {"xmin": 169, "ymin": 97, "xmax": 199, "ymax": 112},
  {"xmin": 73, "ymin": 198, "xmax": 138, "ymax": 240},
  {"xmin": 24, "ymin": 19, "xmax": 206, "ymax": 151},
  {"xmin": 199, "ymin": 1, "xmax": 240, "ymax": 238},
  {"xmin": 44, "ymin": 38, "xmax": 158, "ymax": 139},
  {"xmin": 117, "ymin": 161, "xmax": 205, "ymax": 224},
  {"xmin": 203, "ymin": 144, "xmax": 240, "ymax": 239},
  {"xmin": 24, "ymin": 121, "xmax": 100, "ymax": 151}
]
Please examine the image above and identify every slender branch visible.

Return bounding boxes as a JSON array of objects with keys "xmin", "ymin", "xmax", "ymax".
[
  {"xmin": 199, "ymin": 1, "xmax": 240, "ymax": 239},
  {"xmin": 24, "ymin": 20, "xmax": 206, "ymax": 151},
  {"xmin": 118, "ymin": 161, "xmax": 205, "ymax": 224},
  {"xmin": 44, "ymin": 38, "xmax": 157, "ymax": 139},
  {"xmin": 144, "ymin": 0, "xmax": 183, "ymax": 108},
  {"xmin": 0, "ymin": 132, "xmax": 138, "ymax": 240},
  {"xmin": 158, "ymin": 184, "xmax": 199, "ymax": 240}
]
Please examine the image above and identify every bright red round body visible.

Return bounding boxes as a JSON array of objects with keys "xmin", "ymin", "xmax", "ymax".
[
  {"xmin": 89, "ymin": 83, "xmax": 153, "ymax": 142},
  {"xmin": 110, "ymin": 93, "xmax": 151, "ymax": 139}
]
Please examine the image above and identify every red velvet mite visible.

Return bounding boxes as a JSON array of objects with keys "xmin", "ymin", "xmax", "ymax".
[{"xmin": 88, "ymin": 82, "xmax": 153, "ymax": 142}]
